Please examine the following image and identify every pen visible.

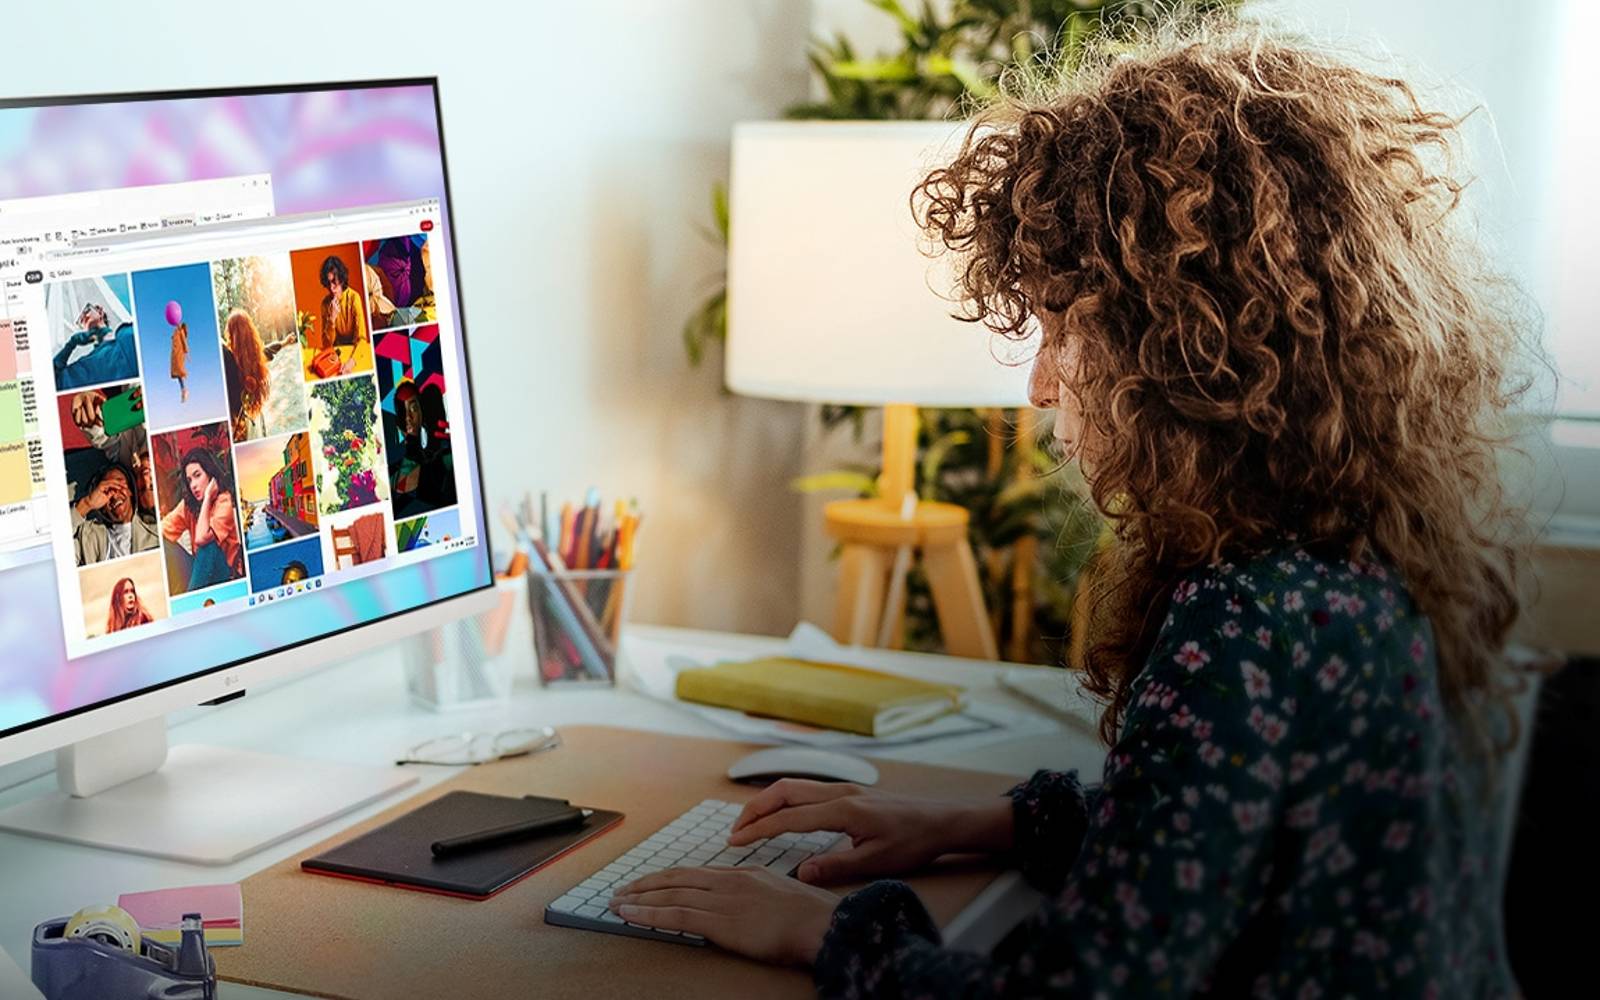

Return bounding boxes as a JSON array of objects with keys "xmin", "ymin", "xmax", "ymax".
[
  {"xmin": 572, "ymin": 506, "xmax": 594, "ymax": 570},
  {"xmin": 558, "ymin": 503, "xmax": 576, "ymax": 564},
  {"xmin": 430, "ymin": 807, "xmax": 593, "ymax": 858}
]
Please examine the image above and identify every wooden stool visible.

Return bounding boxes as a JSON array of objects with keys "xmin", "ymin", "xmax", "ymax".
[{"xmin": 824, "ymin": 496, "xmax": 998, "ymax": 660}]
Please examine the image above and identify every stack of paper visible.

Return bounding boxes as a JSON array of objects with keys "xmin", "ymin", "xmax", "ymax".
[
  {"xmin": 624, "ymin": 622, "xmax": 1062, "ymax": 749},
  {"xmin": 117, "ymin": 883, "xmax": 243, "ymax": 947}
]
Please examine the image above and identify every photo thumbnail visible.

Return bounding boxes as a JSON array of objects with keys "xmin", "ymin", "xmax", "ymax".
[
  {"xmin": 213, "ymin": 254, "xmax": 311, "ymax": 442},
  {"xmin": 362, "ymin": 234, "xmax": 435, "ymax": 331},
  {"xmin": 291, "ymin": 244, "xmax": 373, "ymax": 381},
  {"xmin": 131, "ymin": 263, "xmax": 228, "ymax": 431},
  {"xmin": 236, "ymin": 432, "xmax": 320, "ymax": 554},
  {"xmin": 309, "ymin": 376, "xmax": 389, "ymax": 516},
  {"xmin": 395, "ymin": 507, "xmax": 461, "ymax": 554},
  {"xmin": 80, "ymin": 551, "xmax": 168, "ymax": 639},
  {"xmin": 247, "ymin": 534, "xmax": 325, "ymax": 594},
  {"xmin": 375, "ymin": 326, "xmax": 455, "ymax": 520},
  {"xmin": 150, "ymin": 420, "xmax": 244, "ymax": 595},
  {"xmin": 44, "ymin": 274, "xmax": 140, "ymax": 390},
  {"xmin": 56, "ymin": 382, "xmax": 158, "ymax": 567},
  {"xmin": 324, "ymin": 506, "xmax": 388, "ymax": 571},
  {"xmin": 169, "ymin": 579, "xmax": 249, "ymax": 616}
]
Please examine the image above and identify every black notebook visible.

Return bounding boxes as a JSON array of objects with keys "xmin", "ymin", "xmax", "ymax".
[{"xmin": 303, "ymin": 791, "xmax": 623, "ymax": 899}]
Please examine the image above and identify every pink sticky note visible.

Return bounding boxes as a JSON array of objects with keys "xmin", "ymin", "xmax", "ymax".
[
  {"xmin": 0, "ymin": 320, "xmax": 16, "ymax": 381},
  {"xmin": 118, "ymin": 884, "xmax": 242, "ymax": 930}
]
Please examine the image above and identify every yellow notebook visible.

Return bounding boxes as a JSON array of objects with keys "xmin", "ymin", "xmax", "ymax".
[{"xmin": 674, "ymin": 657, "xmax": 963, "ymax": 737}]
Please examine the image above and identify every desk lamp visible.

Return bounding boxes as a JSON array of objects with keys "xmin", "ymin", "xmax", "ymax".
[{"xmin": 726, "ymin": 121, "xmax": 1036, "ymax": 660}]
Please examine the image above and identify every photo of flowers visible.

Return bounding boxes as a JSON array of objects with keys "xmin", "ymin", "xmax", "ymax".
[{"xmin": 307, "ymin": 375, "xmax": 389, "ymax": 515}]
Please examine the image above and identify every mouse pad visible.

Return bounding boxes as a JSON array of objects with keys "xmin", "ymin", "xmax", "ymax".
[{"xmin": 302, "ymin": 790, "xmax": 622, "ymax": 899}]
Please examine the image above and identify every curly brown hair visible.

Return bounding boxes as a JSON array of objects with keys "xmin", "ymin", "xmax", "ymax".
[
  {"xmin": 916, "ymin": 16, "xmax": 1534, "ymax": 749},
  {"xmin": 225, "ymin": 309, "xmax": 271, "ymax": 420}
]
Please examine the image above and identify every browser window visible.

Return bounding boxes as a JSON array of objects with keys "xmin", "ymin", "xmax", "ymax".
[
  {"xmin": 27, "ymin": 200, "xmax": 478, "ymax": 658},
  {"xmin": 0, "ymin": 176, "xmax": 274, "ymax": 563}
]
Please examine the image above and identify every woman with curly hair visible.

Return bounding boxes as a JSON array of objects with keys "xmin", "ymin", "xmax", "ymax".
[{"xmin": 608, "ymin": 15, "xmax": 1531, "ymax": 999}]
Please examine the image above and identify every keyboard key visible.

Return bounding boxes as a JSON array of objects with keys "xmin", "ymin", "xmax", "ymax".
[
  {"xmin": 766, "ymin": 849, "xmax": 814, "ymax": 874},
  {"xmin": 576, "ymin": 903, "xmax": 606, "ymax": 919}
]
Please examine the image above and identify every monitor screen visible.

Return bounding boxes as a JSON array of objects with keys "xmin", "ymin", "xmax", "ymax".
[{"xmin": 0, "ymin": 81, "xmax": 491, "ymax": 742}]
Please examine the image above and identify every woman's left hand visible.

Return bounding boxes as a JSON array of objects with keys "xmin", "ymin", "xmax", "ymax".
[{"xmin": 609, "ymin": 866, "xmax": 838, "ymax": 966}]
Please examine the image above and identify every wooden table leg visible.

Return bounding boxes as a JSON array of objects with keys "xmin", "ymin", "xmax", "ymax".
[
  {"xmin": 922, "ymin": 540, "xmax": 1000, "ymax": 660},
  {"xmin": 834, "ymin": 543, "xmax": 889, "ymax": 648}
]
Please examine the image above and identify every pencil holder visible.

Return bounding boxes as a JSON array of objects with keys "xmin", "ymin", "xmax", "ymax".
[
  {"xmin": 525, "ymin": 567, "xmax": 632, "ymax": 687},
  {"xmin": 402, "ymin": 575, "xmax": 524, "ymax": 711}
]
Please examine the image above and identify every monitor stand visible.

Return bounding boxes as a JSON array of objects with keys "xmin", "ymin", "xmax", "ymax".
[{"xmin": 0, "ymin": 716, "xmax": 417, "ymax": 865}]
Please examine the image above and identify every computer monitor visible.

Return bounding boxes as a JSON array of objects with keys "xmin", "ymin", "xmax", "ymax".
[{"xmin": 0, "ymin": 80, "xmax": 495, "ymax": 862}]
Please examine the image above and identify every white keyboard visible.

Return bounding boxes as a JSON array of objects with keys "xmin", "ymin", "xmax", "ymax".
[{"xmin": 544, "ymin": 798, "xmax": 844, "ymax": 945}]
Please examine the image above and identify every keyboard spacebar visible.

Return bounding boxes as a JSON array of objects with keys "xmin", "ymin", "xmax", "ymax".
[{"xmin": 762, "ymin": 848, "xmax": 815, "ymax": 875}]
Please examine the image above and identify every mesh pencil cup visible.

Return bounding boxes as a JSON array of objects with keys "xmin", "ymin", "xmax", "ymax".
[
  {"xmin": 402, "ymin": 575, "xmax": 524, "ymax": 710},
  {"xmin": 525, "ymin": 567, "xmax": 632, "ymax": 687}
]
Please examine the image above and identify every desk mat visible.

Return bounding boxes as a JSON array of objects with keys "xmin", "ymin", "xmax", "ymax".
[{"xmin": 216, "ymin": 725, "xmax": 1019, "ymax": 1000}]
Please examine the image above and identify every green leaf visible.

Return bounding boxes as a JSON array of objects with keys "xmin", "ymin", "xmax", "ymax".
[
  {"xmin": 711, "ymin": 183, "xmax": 729, "ymax": 242},
  {"xmin": 682, "ymin": 314, "xmax": 704, "ymax": 367},
  {"xmin": 919, "ymin": 429, "xmax": 971, "ymax": 495},
  {"xmin": 791, "ymin": 471, "xmax": 879, "ymax": 497},
  {"xmin": 829, "ymin": 57, "xmax": 920, "ymax": 83},
  {"xmin": 681, "ymin": 288, "xmax": 726, "ymax": 367}
]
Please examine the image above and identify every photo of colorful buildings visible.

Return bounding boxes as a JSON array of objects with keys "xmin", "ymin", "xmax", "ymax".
[
  {"xmin": 269, "ymin": 432, "xmax": 317, "ymax": 528},
  {"xmin": 235, "ymin": 432, "xmax": 319, "ymax": 553}
]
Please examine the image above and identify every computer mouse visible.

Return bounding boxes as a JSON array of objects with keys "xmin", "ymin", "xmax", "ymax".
[{"xmin": 726, "ymin": 747, "xmax": 880, "ymax": 786}]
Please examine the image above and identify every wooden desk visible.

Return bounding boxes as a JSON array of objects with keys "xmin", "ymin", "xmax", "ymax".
[
  {"xmin": 217, "ymin": 726, "xmax": 1019, "ymax": 999},
  {"xmin": 0, "ymin": 625, "xmax": 1105, "ymax": 999}
]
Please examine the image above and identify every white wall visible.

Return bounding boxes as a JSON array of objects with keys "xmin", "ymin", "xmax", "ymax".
[
  {"xmin": 0, "ymin": 0, "xmax": 817, "ymax": 635},
  {"xmin": 1257, "ymin": 1, "xmax": 1592, "ymax": 518}
]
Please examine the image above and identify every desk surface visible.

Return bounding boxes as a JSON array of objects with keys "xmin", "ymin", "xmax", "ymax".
[{"xmin": 0, "ymin": 625, "xmax": 1106, "ymax": 999}]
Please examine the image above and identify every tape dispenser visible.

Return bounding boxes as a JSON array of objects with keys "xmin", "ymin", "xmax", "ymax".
[{"xmin": 31, "ymin": 903, "xmax": 215, "ymax": 1000}]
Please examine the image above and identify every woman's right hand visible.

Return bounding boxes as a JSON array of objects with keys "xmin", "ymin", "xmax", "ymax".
[{"xmin": 727, "ymin": 779, "xmax": 1014, "ymax": 886}]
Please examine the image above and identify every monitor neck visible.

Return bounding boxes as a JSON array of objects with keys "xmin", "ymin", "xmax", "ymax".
[{"xmin": 57, "ymin": 715, "xmax": 168, "ymax": 797}]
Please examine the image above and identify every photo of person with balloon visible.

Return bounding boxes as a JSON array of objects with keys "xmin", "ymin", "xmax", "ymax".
[
  {"xmin": 167, "ymin": 299, "xmax": 189, "ymax": 404},
  {"xmin": 130, "ymin": 263, "xmax": 229, "ymax": 431}
]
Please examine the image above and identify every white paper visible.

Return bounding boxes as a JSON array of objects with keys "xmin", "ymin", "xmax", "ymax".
[{"xmin": 621, "ymin": 623, "xmax": 1058, "ymax": 749}]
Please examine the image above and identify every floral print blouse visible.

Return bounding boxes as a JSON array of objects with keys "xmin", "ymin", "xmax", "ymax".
[{"xmin": 814, "ymin": 547, "xmax": 1516, "ymax": 999}]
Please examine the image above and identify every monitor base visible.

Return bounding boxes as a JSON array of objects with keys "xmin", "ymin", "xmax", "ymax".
[{"xmin": 0, "ymin": 741, "xmax": 417, "ymax": 865}]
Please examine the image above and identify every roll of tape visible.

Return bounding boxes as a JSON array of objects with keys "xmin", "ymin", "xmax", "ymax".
[{"xmin": 63, "ymin": 904, "xmax": 142, "ymax": 953}]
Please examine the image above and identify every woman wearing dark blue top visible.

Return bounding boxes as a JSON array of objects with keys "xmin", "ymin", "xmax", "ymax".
[{"xmin": 611, "ymin": 15, "xmax": 1531, "ymax": 998}]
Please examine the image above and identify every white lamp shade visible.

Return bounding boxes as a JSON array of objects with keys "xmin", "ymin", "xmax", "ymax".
[{"xmin": 725, "ymin": 121, "xmax": 1038, "ymax": 408}]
